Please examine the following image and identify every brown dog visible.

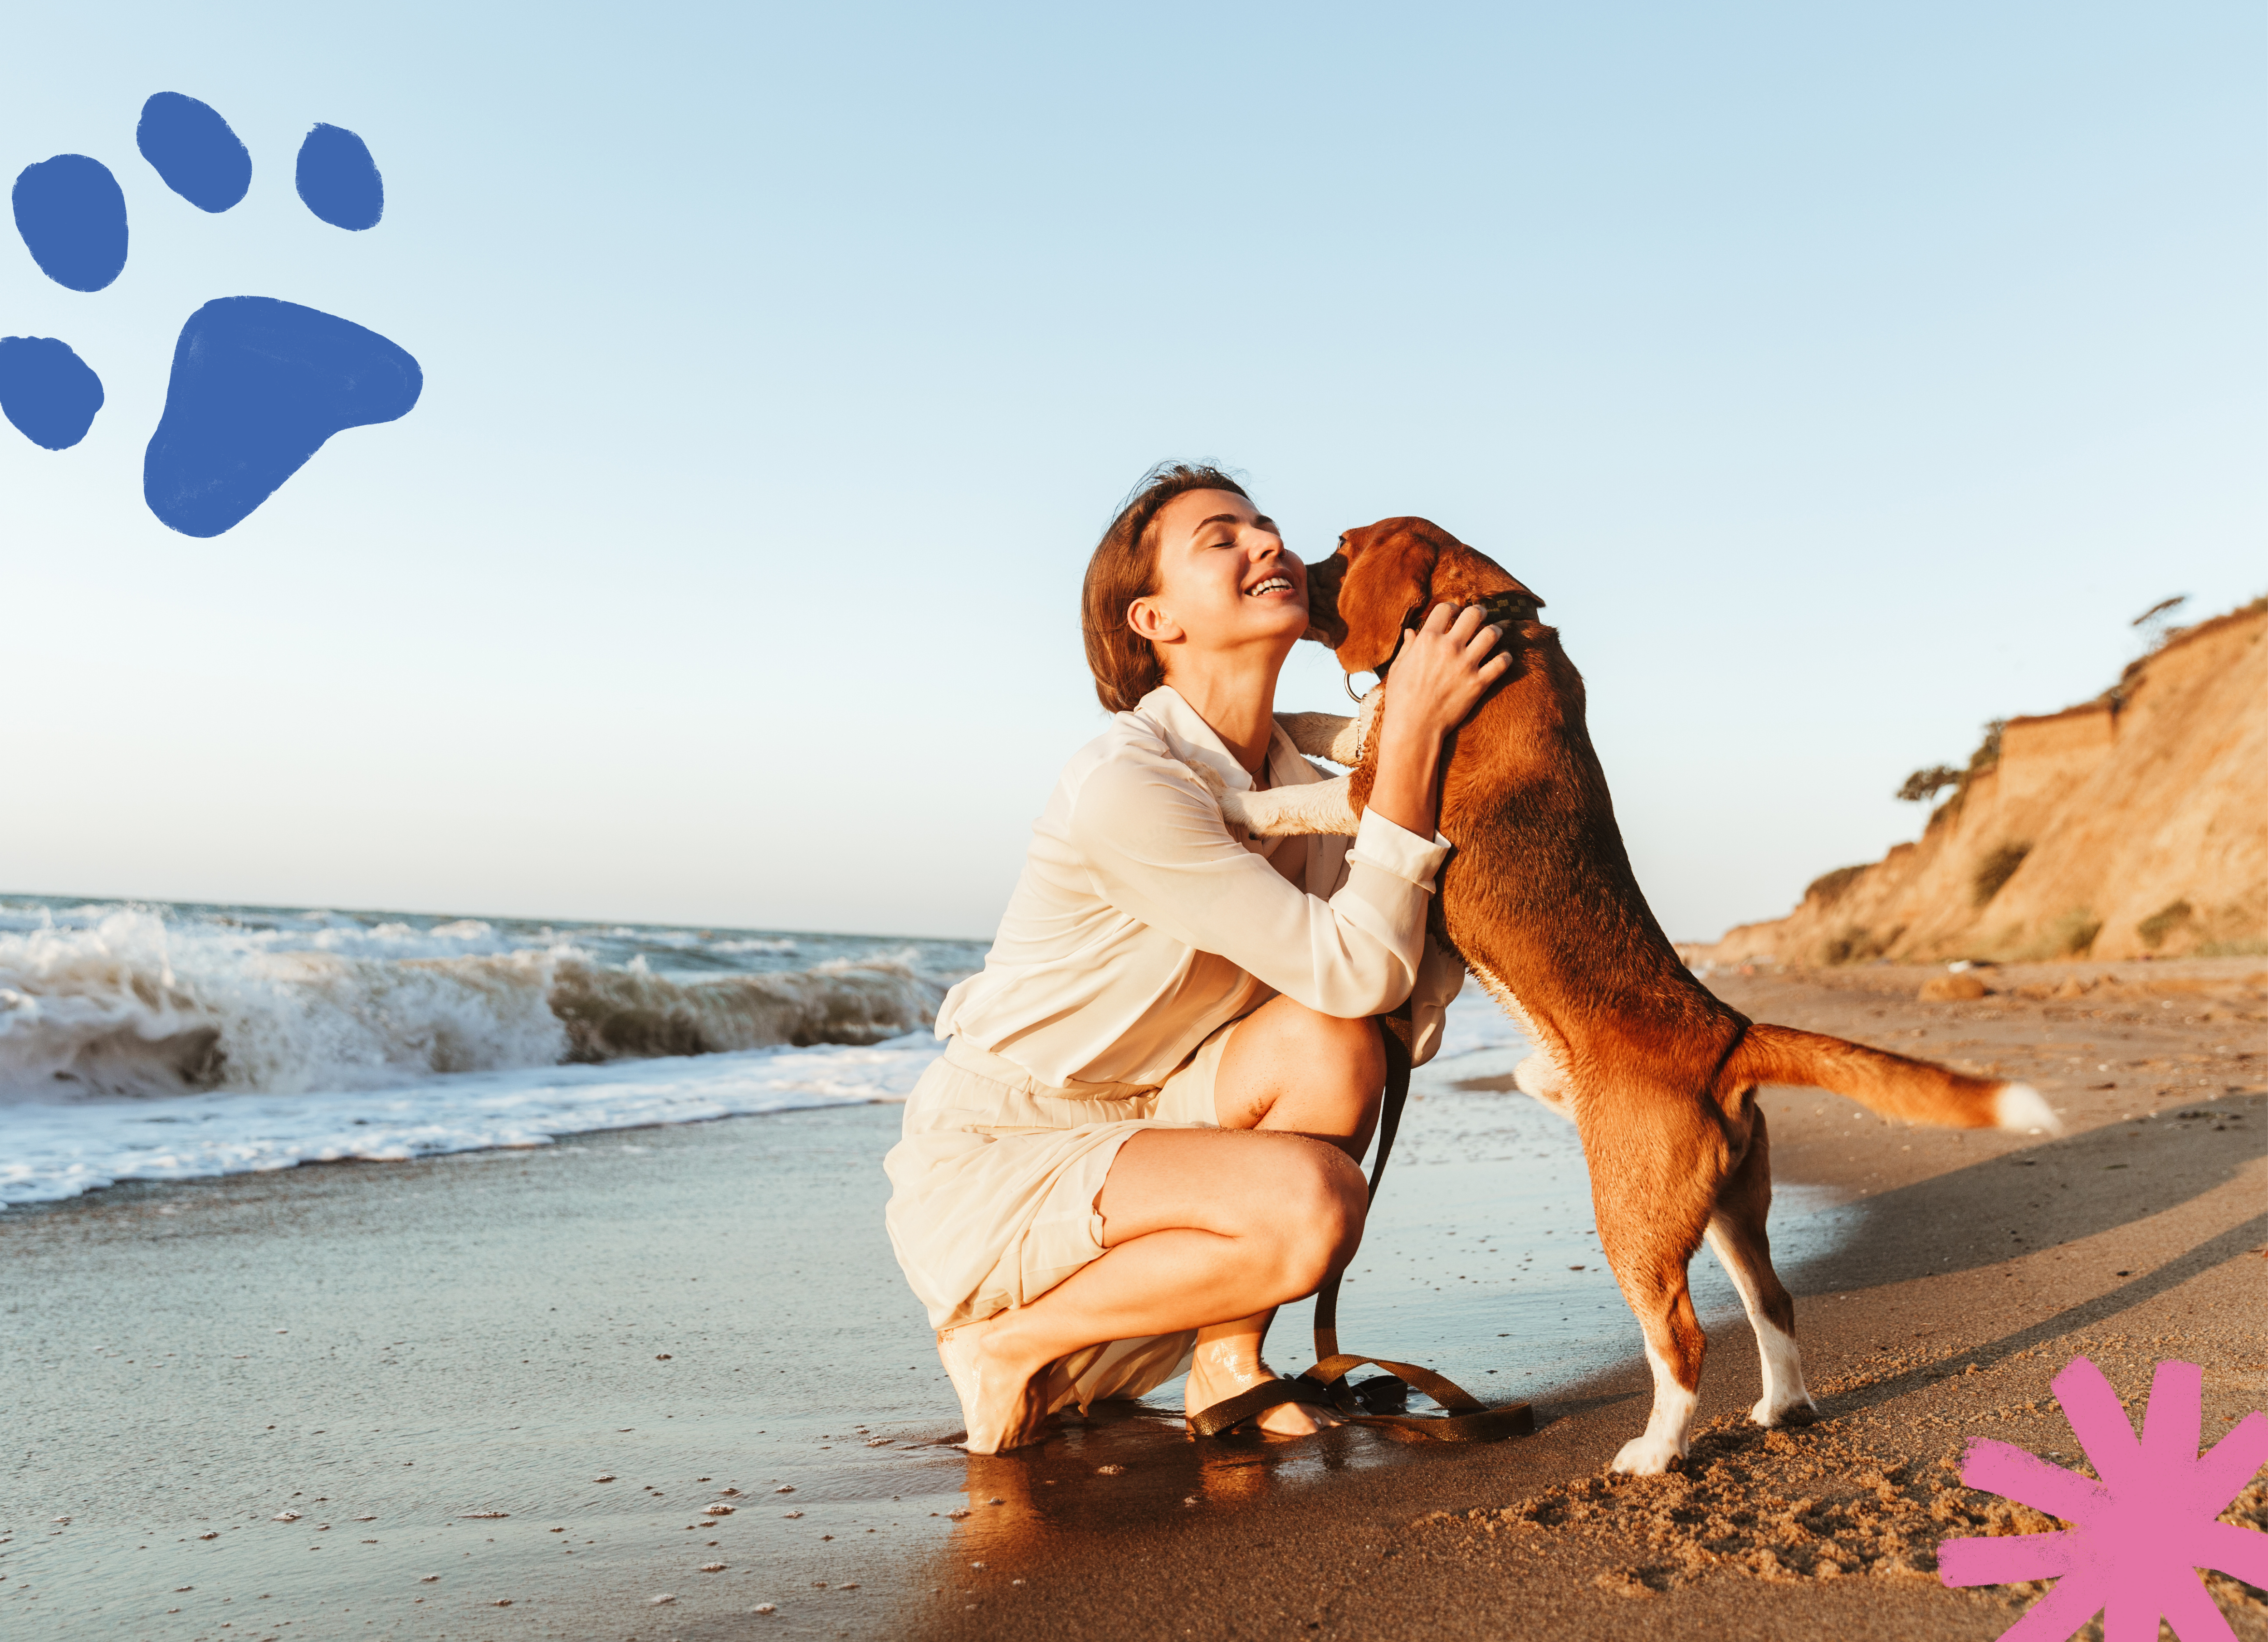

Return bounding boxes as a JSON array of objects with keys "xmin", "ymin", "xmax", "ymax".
[{"xmin": 1215, "ymin": 516, "xmax": 2061, "ymax": 1474}]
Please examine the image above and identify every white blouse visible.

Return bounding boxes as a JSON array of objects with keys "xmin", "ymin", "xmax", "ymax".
[{"xmin": 935, "ymin": 684, "xmax": 1465, "ymax": 1088}]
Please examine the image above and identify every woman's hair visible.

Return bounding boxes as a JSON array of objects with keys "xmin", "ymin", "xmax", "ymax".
[{"xmin": 1081, "ymin": 461, "xmax": 1250, "ymax": 713}]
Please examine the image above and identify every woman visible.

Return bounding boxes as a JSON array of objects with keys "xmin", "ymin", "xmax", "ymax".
[{"xmin": 884, "ymin": 463, "xmax": 1508, "ymax": 1452}]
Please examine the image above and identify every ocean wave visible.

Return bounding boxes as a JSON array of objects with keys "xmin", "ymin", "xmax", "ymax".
[
  {"xmin": 0, "ymin": 910, "xmax": 946, "ymax": 1101},
  {"xmin": 550, "ymin": 956, "xmax": 944, "ymax": 1060}
]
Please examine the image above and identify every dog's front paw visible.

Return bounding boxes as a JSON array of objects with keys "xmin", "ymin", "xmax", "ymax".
[
  {"xmin": 1610, "ymin": 1433, "xmax": 1687, "ymax": 1476},
  {"xmin": 1183, "ymin": 760, "xmax": 1253, "ymax": 837}
]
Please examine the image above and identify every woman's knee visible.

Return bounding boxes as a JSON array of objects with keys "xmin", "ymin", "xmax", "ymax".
[{"xmin": 1263, "ymin": 1142, "xmax": 1368, "ymax": 1294}]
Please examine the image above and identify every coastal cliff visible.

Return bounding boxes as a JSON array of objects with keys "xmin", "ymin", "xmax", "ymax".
[{"xmin": 1689, "ymin": 597, "xmax": 2268, "ymax": 966}]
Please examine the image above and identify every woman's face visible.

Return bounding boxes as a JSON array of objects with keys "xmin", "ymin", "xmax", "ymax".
[{"xmin": 1129, "ymin": 488, "xmax": 1309, "ymax": 664}]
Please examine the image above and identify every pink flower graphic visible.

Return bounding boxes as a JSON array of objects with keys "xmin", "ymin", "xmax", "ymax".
[{"xmin": 1939, "ymin": 1356, "xmax": 2268, "ymax": 1642}]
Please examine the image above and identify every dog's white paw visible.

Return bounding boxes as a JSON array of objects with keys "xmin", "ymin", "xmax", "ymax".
[
  {"xmin": 1993, "ymin": 1082, "xmax": 2063, "ymax": 1137},
  {"xmin": 1182, "ymin": 760, "xmax": 1252, "ymax": 832},
  {"xmin": 1610, "ymin": 1432, "xmax": 1687, "ymax": 1476},
  {"xmin": 1748, "ymin": 1392, "xmax": 1819, "ymax": 1429}
]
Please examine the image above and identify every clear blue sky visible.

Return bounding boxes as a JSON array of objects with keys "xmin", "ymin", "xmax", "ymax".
[{"xmin": 3, "ymin": 2, "xmax": 2261, "ymax": 941}]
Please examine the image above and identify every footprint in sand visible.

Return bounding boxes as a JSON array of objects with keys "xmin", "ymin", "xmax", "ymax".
[{"xmin": 2, "ymin": 92, "xmax": 422, "ymax": 535}]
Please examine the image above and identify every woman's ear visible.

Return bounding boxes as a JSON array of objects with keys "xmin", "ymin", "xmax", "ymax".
[
  {"xmin": 1127, "ymin": 595, "xmax": 1182, "ymax": 646},
  {"xmin": 1333, "ymin": 524, "xmax": 1440, "ymax": 677}
]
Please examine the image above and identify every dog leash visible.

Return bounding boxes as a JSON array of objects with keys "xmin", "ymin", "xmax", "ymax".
[
  {"xmin": 1191, "ymin": 1023, "xmax": 1534, "ymax": 1442},
  {"xmin": 1309, "ymin": 1025, "xmax": 1533, "ymax": 1440}
]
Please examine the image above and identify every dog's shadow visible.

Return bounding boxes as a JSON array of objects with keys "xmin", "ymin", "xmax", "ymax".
[
  {"xmin": 1774, "ymin": 1091, "xmax": 2261, "ymax": 1296},
  {"xmin": 1764, "ymin": 1092, "xmax": 2263, "ymax": 1403}
]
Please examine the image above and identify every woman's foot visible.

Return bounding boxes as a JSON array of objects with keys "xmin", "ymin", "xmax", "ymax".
[
  {"xmin": 1184, "ymin": 1334, "xmax": 1345, "ymax": 1437},
  {"xmin": 936, "ymin": 1316, "xmax": 1061, "ymax": 1454}
]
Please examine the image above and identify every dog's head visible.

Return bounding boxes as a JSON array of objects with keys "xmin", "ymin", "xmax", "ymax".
[{"xmin": 1304, "ymin": 516, "xmax": 1545, "ymax": 677}]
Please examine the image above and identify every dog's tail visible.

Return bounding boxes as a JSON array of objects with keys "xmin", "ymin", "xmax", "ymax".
[{"xmin": 1730, "ymin": 1022, "xmax": 2062, "ymax": 1135}]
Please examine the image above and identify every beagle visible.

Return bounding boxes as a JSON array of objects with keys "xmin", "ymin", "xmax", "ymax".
[{"xmin": 1212, "ymin": 516, "xmax": 2059, "ymax": 1474}]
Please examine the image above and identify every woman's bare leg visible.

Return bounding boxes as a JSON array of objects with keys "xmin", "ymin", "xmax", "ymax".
[
  {"xmin": 1188, "ymin": 998, "xmax": 1385, "ymax": 1433},
  {"xmin": 942, "ymin": 997, "xmax": 1385, "ymax": 1451},
  {"xmin": 944, "ymin": 1124, "xmax": 1366, "ymax": 1451}
]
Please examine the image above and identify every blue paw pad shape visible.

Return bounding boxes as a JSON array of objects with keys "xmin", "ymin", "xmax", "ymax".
[
  {"xmin": 0, "ymin": 336, "xmax": 104, "ymax": 448},
  {"xmin": 144, "ymin": 297, "xmax": 422, "ymax": 538},
  {"xmin": 296, "ymin": 124, "xmax": 383, "ymax": 230},
  {"xmin": 137, "ymin": 93, "xmax": 252, "ymax": 213},
  {"xmin": 13, "ymin": 154, "xmax": 129, "ymax": 290}
]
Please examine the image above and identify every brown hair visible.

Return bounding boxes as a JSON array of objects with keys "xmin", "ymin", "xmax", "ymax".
[{"xmin": 1081, "ymin": 462, "xmax": 1251, "ymax": 713}]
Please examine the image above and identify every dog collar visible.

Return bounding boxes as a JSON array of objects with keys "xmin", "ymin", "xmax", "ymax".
[{"xmin": 1370, "ymin": 589, "xmax": 1541, "ymax": 681}]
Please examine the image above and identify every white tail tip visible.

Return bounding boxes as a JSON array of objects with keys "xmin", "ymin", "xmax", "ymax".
[{"xmin": 1994, "ymin": 1082, "xmax": 2063, "ymax": 1137}]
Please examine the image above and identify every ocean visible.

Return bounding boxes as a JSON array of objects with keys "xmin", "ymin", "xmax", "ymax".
[
  {"xmin": 0, "ymin": 894, "xmax": 987, "ymax": 1206},
  {"xmin": 0, "ymin": 892, "xmax": 1539, "ymax": 1208}
]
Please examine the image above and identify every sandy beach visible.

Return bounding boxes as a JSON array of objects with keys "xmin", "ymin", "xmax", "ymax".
[{"xmin": 5, "ymin": 958, "xmax": 2262, "ymax": 1641}]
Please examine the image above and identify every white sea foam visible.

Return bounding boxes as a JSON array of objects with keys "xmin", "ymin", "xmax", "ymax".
[
  {"xmin": 0, "ymin": 1033, "xmax": 945, "ymax": 1205},
  {"xmin": 0, "ymin": 894, "xmax": 970, "ymax": 1206},
  {"xmin": 0, "ymin": 910, "xmax": 578, "ymax": 1097},
  {"xmin": 0, "ymin": 910, "xmax": 945, "ymax": 1101}
]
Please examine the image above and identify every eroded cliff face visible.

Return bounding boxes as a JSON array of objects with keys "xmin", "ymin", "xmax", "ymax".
[{"xmin": 1691, "ymin": 600, "xmax": 2268, "ymax": 966}]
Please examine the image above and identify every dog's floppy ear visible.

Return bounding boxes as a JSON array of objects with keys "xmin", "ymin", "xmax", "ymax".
[{"xmin": 1333, "ymin": 519, "xmax": 1442, "ymax": 678}]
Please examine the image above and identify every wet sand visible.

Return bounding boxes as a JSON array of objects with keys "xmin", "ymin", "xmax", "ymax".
[
  {"xmin": 4, "ymin": 960, "xmax": 2263, "ymax": 1640},
  {"xmin": 5, "ymin": 1033, "xmax": 1808, "ymax": 1641},
  {"xmin": 1, "ymin": 1105, "xmax": 973, "ymax": 1640}
]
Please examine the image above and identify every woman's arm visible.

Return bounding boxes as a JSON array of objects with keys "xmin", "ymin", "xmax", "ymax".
[
  {"xmin": 1364, "ymin": 603, "xmax": 1510, "ymax": 839},
  {"xmin": 1070, "ymin": 750, "xmax": 1448, "ymax": 1021}
]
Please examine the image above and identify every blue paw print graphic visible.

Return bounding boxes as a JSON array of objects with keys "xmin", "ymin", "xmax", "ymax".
[{"xmin": 0, "ymin": 92, "xmax": 422, "ymax": 537}]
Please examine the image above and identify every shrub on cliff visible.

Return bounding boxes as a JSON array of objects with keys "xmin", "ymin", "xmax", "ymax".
[
  {"xmin": 1972, "ymin": 842, "xmax": 2032, "ymax": 906},
  {"xmin": 1895, "ymin": 765, "xmax": 1962, "ymax": 804}
]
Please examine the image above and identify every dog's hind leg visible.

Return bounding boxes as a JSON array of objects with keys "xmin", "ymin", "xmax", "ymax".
[
  {"xmin": 1592, "ymin": 1130, "xmax": 1718, "ymax": 1475},
  {"xmin": 1703, "ymin": 1104, "xmax": 1815, "ymax": 1428}
]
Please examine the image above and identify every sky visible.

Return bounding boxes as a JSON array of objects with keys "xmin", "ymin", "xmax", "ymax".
[{"xmin": 2, "ymin": 1, "xmax": 2261, "ymax": 942}]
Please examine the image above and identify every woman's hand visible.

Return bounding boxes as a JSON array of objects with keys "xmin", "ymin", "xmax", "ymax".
[
  {"xmin": 1382, "ymin": 603, "xmax": 1510, "ymax": 740},
  {"xmin": 1364, "ymin": 603, "xmax": 1510, "ymax": 841}
]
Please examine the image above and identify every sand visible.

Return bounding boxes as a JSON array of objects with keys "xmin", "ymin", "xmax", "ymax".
[
  {"xmin": 869, "ymin": 960, "xmax": 2265, "ymax": 1642},
  {"xmin": 3, "ymin": 959, "xmax": 2261, "ymax": 1641}
]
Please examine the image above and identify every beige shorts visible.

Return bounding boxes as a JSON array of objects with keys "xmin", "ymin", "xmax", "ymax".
[{"xmin": 880, "ymin": 1017, "xmax": 1241, "ymax": 1404}]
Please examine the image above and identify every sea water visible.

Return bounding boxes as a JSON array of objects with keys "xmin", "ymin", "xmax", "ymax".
[
  {"xmin": 1, "ymin": 893, "xmax": 1542, "ymax": 1207},
  {"xmin": 0, "ymin": 895, "xmax": 983, "ymax": 1205}
]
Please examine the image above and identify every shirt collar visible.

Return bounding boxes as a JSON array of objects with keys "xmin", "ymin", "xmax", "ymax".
[{"xmin": 1134, "ymin": 684, "xmax": 1307, "ymax": 793}]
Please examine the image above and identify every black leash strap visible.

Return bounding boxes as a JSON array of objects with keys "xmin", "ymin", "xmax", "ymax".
[
  {"xmin": 1301, "ymin": 1023, "xmax": 1534, "ymax": 1443},
  {"xmin": 1311, "ymin": 1026, "xmax": 1410, "ymax": 1360}
]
